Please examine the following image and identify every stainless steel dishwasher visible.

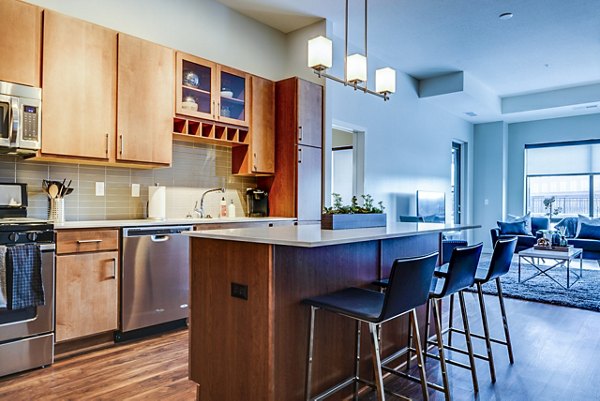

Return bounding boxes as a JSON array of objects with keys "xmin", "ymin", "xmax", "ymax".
[{"xmin": 120, "ymin": 225, "xmax": 193, "ymax": 334}]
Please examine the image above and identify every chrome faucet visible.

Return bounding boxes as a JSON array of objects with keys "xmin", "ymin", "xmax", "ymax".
[{"xmin": 194, "ymin": 187, "xmax": 225, "ymax": 218}]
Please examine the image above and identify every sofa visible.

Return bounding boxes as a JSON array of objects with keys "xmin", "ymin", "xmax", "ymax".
[
  {"xmin": 491, "ymin": 216, "xmax": 600, "ymax": 261},
  {"xmin": 490, "ymin": 216, "xmax": 549, "ymax": 253}
]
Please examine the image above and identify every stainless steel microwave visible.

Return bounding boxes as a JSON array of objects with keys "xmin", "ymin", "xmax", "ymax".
[{"xmin": 0, "ymin": 81, "xmax": 41, "ymax": 155}]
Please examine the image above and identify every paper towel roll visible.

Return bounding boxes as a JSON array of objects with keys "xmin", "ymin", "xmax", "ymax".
[{"xmin": 148, "ymin": 186, "xmax": 166, "ymax": 220}]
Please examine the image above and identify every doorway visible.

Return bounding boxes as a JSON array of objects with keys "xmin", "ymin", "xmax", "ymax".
[
  {"xmin": 451, "ymin": 141, "xmax": 463, "ymax": 224},
  {"xmin": 331, "ymin": 127, "xmax": 364, "ymax": 205}
]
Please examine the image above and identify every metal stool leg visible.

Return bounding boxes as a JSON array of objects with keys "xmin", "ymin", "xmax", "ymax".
[
  {"xmin": 458, "ymin": 291, "xmax": 479, "ymax": 392},
  {"xmin": 448, "ymin": 294, "xmax": 455, "ymax": 347},
  {"xmin": 432, "ymin": 299, "xmax": 451, "ymax": 401},
  {"xmin": 410, "ymin": 309, "xmax": 430, "ymax": 401},
  {"xmin": 305, "ymin": 306, "xmax": 317, "ymax": 401},
  {"xmin": 496, "ymin": 277, "xmax": 514, "ymax": 364},
  {"xmin": 353, "ymin": 320, "xmax": 361, "ymax": 400},
  {"xmin": 476, "ymin": 283, "xmax": 496, "ymax": 382},
  {"xmin": 406, "ymin": 307, "xmax": 413, "ymax": 371},
  {"xmin": 368, "ymin": 323, "xmax": 386, "ymax": 401}
]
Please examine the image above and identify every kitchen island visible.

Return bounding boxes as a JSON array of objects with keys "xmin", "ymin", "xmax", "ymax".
[{"xmin": 184, "ymin": 222, "xmax": 478, "ymax": 401}]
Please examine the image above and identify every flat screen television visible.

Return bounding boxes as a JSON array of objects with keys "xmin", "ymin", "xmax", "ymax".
[{"xmin": 416, "ymin": 191, "xmax": 445, "ymax": 223}]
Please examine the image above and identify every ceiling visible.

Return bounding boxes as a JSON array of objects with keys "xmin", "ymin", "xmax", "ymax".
[{"xmin": 219, "ymin": 0, "xmax": 600, "ymax": 122}]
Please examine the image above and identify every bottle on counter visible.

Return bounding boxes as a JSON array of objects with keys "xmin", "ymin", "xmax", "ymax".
[
  {"xmin": 228, "ymin": 200, "xmax": 236, "ymax": 218},
  {"xmin": 220, "ymin": 197, "xmax": 227, "ymax": 218}
]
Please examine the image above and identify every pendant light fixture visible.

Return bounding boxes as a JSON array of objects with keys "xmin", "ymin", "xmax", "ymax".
[{"xmin": 307, "ymin": 0, "xmax": 396, "ymax": 101}]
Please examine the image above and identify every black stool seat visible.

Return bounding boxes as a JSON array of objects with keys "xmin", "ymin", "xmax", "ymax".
[
  {"xmin": 303, "ymin": 252, "xmax": 439, "ymax": 401},
  {"xmin": 303, "ymin": 287, "xmax": 384, "ymax": 322}
]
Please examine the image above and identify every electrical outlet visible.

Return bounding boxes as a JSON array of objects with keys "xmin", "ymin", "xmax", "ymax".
[
  {"xmin": 95, "ymin": 182, "xmax": 105, "ymax": 197},
  {"xmin": 131, "ymin": 183, "xmax": 140, "ymax": 197},
  {"xmin": 231, "ymin": 282, "xmax": 248, "ymax": 300}
]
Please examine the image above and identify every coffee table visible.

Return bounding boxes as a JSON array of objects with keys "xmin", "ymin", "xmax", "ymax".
[{"xmin": 518, "ymin": 247, "xmax": 583, "ymax": 289}]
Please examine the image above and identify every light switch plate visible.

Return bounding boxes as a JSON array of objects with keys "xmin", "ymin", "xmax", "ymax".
[
  {"xmin": 95, "ymin": 182, "xmax": 105, "ymax": 197},
  {"xmin": 131, "ymin": 183, "xmax": 140, "ymax": 197}
]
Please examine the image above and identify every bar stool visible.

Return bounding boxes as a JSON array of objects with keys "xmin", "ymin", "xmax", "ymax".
[
  {"xmin": 446, "ymin": 237, "xmax": 517, "ymax": 383},
  {"xmin": 424, "ymin": 243, "xmax": 483, "ymax": 395},
  {"xmin": 302, "ymin": 252, "xmax": 439, "ymax": 401},
  {"xmin": 375, "ymin": 243, "xmax": 483, "ymax": 399}
]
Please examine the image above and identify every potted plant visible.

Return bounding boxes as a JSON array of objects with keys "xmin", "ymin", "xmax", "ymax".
[
  {"xmin": 543, "ymin": 196, "xmax": 562, "ymax": 218},
  {"xmin": 321, "ymin": 194, "xmax": 386, "ymax": 230}
]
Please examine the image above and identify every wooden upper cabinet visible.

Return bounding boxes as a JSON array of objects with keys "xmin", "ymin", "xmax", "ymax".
[
  {"xmin": 250, "ymin": 76, "xmax": 274, "ymax": 173},
  {"xmin": 0, "ymin": 0, "xmax": 42, "ymax": 87},
  {"xmin": 117, "ymin": 34, "xmax": 173, "ymax": 165},
  {"xmin": 297, "ymin": 79, "xmax": 323, "ymax": 148},
  {"xmin": 176, "ymin": 52, "xmax": 217, "ymax": 121},
  {"xmin": 41, "ymin": 11, "xmax": 116, "ymax": 160},
  {"xmin": 217, "ymin": 65, "xmax": 250, "ymax": 127},
  {"xmin": 175, "ymin": 52, "xmax": 249, "ymax": 127}
]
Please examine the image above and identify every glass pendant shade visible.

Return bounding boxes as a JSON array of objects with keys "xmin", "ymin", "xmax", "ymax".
[
  {"xmin": 346, "ymin": 54, "xmax": 367, "ymax": 83},
  {"xmin": 308, "ymin": 36, "xmax": 333, "ymax": 71},
  {"xmin": 375, "ymin": 67, "xmax": 396, "ymax": 94}
]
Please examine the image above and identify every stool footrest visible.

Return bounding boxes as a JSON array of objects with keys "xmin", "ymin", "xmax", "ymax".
[
  {"xmin": 310, "ymin": 376, "xmax": 356, "ymax": 401},
  {"xmin": 382, "ymin": 365, "xmax": 446, "ymax": 393},
  {"xmin": 448, "ymin": 327, "xmax": 509, "ymax": 346},
  {"xmin": 425, "ymin": 351, "xmax": 472, "ymax": 370},
  {"xmin": 433, "ymin": 343, "xmax": 491, "ymax": 362}
]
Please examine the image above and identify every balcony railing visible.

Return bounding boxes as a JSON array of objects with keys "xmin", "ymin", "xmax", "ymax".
[{"xmin": 529, "ymin": 194, "xmax": 600, "ymax": 216}]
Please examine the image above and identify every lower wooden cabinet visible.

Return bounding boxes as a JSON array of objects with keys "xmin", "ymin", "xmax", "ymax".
[
  {"xmin": 55, "ymin": 228, "xmax": 120, "ymax": 343},
  {"xmin": 56, "ymin": 251, "xmax": 118, "ymax": 342}
]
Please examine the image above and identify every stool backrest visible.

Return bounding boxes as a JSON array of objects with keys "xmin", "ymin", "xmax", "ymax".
[
  {"xmin": 378, "ymin": 252, "xmax": 439, "ymax": 322},
  {"xmin": 438, "ymin": 243, "xmax": 483, "ymax": 297},
  {"xmin": 484, "ymin": 237, "xmax": 517, "ymax": 281}
]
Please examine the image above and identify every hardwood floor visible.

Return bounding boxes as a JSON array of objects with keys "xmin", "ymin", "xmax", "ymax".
[
  {"xmin": 0, "ymin": 330, "xmax": 195, "ymax": 400},
  {"xmin": 2, "ymin": 295, "xmax": 600, "ymax": 400}
]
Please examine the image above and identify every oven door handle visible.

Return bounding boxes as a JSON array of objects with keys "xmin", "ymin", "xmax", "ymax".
[{"xmin": 9, "ymin": 98, "xmax": 19, "ymax": 146}]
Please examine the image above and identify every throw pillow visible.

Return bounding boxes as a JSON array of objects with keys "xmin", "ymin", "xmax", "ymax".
[
  {"xmin": 576, "ymin": 222, "xmax": 600, "ymax": 240},
  {"xmin": 507, "ymin": 212, "xmax": 532, "ymax": 235},
  {"xmin": 576, "ymin": 214, "xmax": 600, "ymax": 237},
  {"xmin": 497, "ymin": 220, "xmax": 530, "ymax": 235},
  {"xmin": 555, "ymin": 217, "xmax": 578, "ymax": 238}
]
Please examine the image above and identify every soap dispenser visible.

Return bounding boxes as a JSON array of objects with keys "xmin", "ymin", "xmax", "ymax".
[
  {"xmin": 220, "ymin": 197, "xmax": 227, "ymax": 218},
  {"xmin": 228, "ymin": 200, "xmax": 236, "ymax": 218}
]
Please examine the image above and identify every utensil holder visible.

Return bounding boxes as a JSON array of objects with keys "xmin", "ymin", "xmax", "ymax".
[{"xmin": 49, "ymin": 198, "xmax": 65, "ymax": 223}]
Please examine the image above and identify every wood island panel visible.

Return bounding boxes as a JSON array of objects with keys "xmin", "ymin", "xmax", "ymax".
[
  {"xmin": 189, "ymin": 233, "xmax": 439, "ymax": 401},
  {"xmin": 190, "ymin": 238, "xmax": 274, "ymax": 401}
]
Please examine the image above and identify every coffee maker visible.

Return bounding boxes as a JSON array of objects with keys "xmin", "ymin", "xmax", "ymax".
[{"xmin": 246, "ymin": 188, "xmax": 269, "ymax": 217}]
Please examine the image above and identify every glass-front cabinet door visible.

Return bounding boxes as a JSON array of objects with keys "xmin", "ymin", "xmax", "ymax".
[
  {"xmin": 176, "ymin": 52, "xmax": 217, "ymax": 121},
  {"xmin": 217, "ymin": 66, "xmax": 249, "ymax": 127}
]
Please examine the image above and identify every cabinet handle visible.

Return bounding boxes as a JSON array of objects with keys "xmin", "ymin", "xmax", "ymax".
[
  {"xmin": 76, "ymin": 239, "xmax": 103, "ymax": 244},
  {"xmin": 105, "ymin": 133, "xmax": 109, "ymax": 155},
  {"xmin": 212, "ymin": 101, "xmax": 215, "ymax": 118},
  {"xmin": 253, "ymin": 153, "xmax": 257, "ymax": 171},
  {"xmin": 218, "ymin": 102, "xmax": 220, "ymax": 118},
  {"xmin": 119, "ymin": 134, "xmax": 124, "ymax": 155},
  {"xmin": 110, "ymin": 258, "xmax": 117, "ymax": 279},
  {"xmin": 298, "ymin": 126, "xmax": 303, "ymax": 142},
  {"xmin": 298, "ymin": 147, "xmax": 302, "ymax": 164}
]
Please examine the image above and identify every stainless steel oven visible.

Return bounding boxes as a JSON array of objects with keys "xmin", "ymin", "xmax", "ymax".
[
  {"xmin": 0, "ymin": 81, "xmax": 41, "ymax": 155},
  {"xmin": 0, "ymin": 183, "xmax": 55, "ymax": 377}
]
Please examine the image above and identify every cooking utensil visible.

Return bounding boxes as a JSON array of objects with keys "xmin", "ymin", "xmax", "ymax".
[{"xmin": 48, "ymin": 184, "xmax": 59, "ymax": 199}]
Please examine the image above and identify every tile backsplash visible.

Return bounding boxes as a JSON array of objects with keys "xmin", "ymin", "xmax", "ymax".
[{"xmin": 0, "ymin": 141, "xmax": 258, "ymax": 221}]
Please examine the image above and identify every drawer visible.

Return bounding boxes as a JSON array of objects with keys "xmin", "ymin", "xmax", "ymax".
[{"xmin": 56, "ymin": 229, "xmax": 119, "ymax": 254}]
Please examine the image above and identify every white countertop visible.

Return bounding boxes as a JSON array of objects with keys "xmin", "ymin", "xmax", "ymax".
[
  {"xmin": 183, "ymin": 222, "xmax": 480, "ymax": 247},
  {"xmin": 53, "ymin": 217, "xmax": 296, "ymax": 229}
]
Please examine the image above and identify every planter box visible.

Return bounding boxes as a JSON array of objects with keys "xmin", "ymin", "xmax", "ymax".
[{"xmin": 321, "ymin": 213, "xmax": 387, "ymax": 230}]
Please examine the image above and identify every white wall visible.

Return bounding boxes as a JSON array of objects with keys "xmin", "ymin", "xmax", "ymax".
[
  {"xmin": 473, "ymin": 121, "xmax": 508, "ymax": 250},
  {"xmin": 324, "ymin": 31, "xmax": 474, "ymax": 227},
  {"xmin": 26, "ymin": 0, "xmax": 287, "ymax": 80}
]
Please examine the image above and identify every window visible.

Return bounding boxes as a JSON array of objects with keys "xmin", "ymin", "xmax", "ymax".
[{"xmin": 525, "ymin": 140, "xmax": 600, "ymax": 218}]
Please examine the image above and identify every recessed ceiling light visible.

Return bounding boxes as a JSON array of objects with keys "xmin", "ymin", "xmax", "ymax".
[
  {"xmin": 499, "ymin": 12, "xmax": 513, "ymax": 20},
  {"xmin": 465, "ymin": 111, "xmax": 478, "ymax": 117}
]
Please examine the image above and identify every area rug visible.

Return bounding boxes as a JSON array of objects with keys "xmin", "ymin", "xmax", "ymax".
[{"xmin": 473, "ymin": 254, "xmax": 600, "ymax": 312}]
